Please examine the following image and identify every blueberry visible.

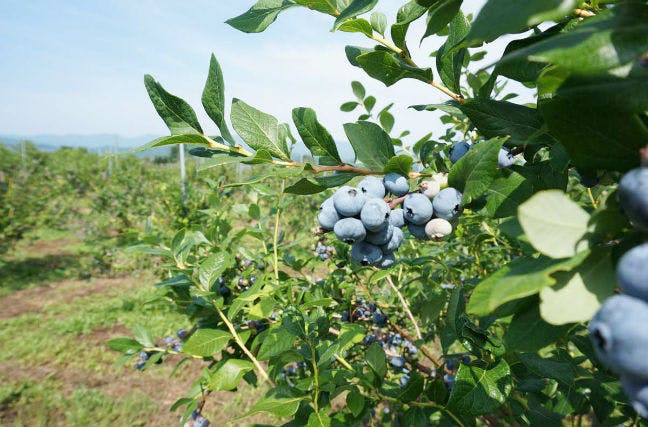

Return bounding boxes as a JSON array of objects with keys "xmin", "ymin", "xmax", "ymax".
[
  {"xmin": 216, "ymin": 277, "xmax": 226, "ymax": 286},
  {"xmin": 390, "ymin": 356, "xmax": 406, "ymax": 368},
  {"xmin": 619, "ymin": 167, "xmax": 648, "ymax": 231},
  {"xmin": 461, "ymin": 355, "xmax": 471, "ymax": 364},
  {"xmin": 318, "ymin": 197, "xmax": 340, "ymax": 230},
  {"xmin": 164, "ymin": 336, "xmax": 173, "ymax": 345},
  {"xmin": 403, "ymin": 193, "xmax": 434, "ymax": 225},
  {"xmin": 407, "ymin": 223, "xmax": 428, "ymax": 240},
  {"xmin": 407, "ymin": 345, "xmax": 418, "ymax": 355},
  {"xmin": 383, "ymin": 173, "xmax": 410, "ymax": 196},
  {"xmin": 424, "ymin": 218, "xmax": 453, "ymax": 240},
  {"xmin": 237, "ymin": 277, "xmax": 248, "ymax": 287},
  {"xmin": 372, "ymin": 312, "xmax": 388, "ymax": 327},
  {"xmin": 139, "ymin": 351, "xmax": 149, "ymax": 361},
  {"xmin": 392, "ymin": 334, "xmax": 402, "ymax": 346},
  {"xmin": 286, "ymin": 365, "xmax": 297, "ymax": 375},
  {"xmin": 381, "ymin": 226, "xmax": 404, "ymax": 252},
  {"xmin": 389, "ymin": 208, "xmax": 405, "ymax": 228},
  {"xmin": 400, "ymin": 375, "xmax": 410, "ymax": 387},
  {"xmin": 249, "ymin": 276, "xmax": 256, "ymax": 284},
  {"xmin": 420, "ymin": 180, "xmax": 440, "ymax": 199},
  {"xmin": 378, "ymin": 252, "xmax": 396, "ymax": 269},
  {"xmin": 172, "ymin": 343, "xmax": 182, "ymax": 352},
  {"xmin": 579, "ymin": 172, "xmax": 599, "ymax": 188},
  {"xmin": 366, "ymin": 224, "xmax": 394, "ymax": 246},
  {"xmin": 194, "ymin": 415, "xmax": 210, "ymax": 427},
  {"xmin": 432, "ymin": 187, "xmax": 463, "ymax": 221},
  {"xmin": 218, "ymin": 286, "xmax": 231, "ymax": 298},
  {"xmin": 333, "ymin": 186, "xmax": 366, "ymax": 217},
  {"xmin": 360, "ymin": 198, "xmax": 391, "ymax": 231},
  {"xmin": 363, "ymin": 334, "xmax": 377, "ymax": 345},
  {"xmin": 135, "ymin": 360, "xmax": 146, "ymax": 370},
  {"xmin": 589, "ymin": 295, "xmax": 648, "ymax": 378},
  {"xmin": 350, "ymin": 241, "xmax": 383, "ymax": 266},
  {"xmin": 449, "ymin": 141, "xmax": 471, "ymax": 163},
  {"xmin": 358, "ymin": 176, "xmax": 386, "ymax": 199},
  {"xmin": 446, "ymin": 358, "xmax": 458, "ymax": 371},
  {"xmin": 368, "ymin": 303, "xmax": 377, "ymax": 312},
  {"xmin": 320, "ymin": 253, "xmax": 329, "ymax": 260},
  {"xmin": 334, "ymin": 218, "xmax": 367, "ymax": 244},
  {"xmin": 341, "ymin": 310, "xmax": 350, "ymax": 322},
  {"xmin": 618, "ymin": 243, "xmax": 648, "ymax": 302},
  {"xmin": 621, "ymin": 375, "xmax": 648, "ymax": 418},
  {"xmin": 498, "ymin": 147, "xmax": 516, "ymax": 168},
  {"xmin": 444, "ymin": 373, "xmax": 455, "ymax": 389},
  {"xmin": 254, "ymin": 320, "xmax": 268, "ymax": 332}
]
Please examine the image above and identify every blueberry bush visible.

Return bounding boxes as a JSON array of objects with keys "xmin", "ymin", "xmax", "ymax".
[{"xmin": 110, "ymin": 1, "xmax": 648, "ymax": 425}]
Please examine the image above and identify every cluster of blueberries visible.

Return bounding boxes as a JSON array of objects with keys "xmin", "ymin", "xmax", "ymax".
[
  {"xmin": 182, "ymin": 410, "xmax": 210, "ymax": 427},
  {"xmin": 318, "ymin": 172, "xmax": 462, "ymax": 267},
  {"xmin": 589, "ymin": 161, "xmax": 648, "ymax": 418},
  {"xmin": 212, "ymin": 256, "xmax": 261, "ymax": 300},
  {"xmin": 314, "ymin": 239, "xmax": 335, "ymax": 261},
  {"xmin": 134, "ymin": 328, "xmax": 189, "ymax": 370}
]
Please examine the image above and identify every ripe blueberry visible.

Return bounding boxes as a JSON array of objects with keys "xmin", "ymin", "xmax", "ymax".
[
  {"xmin": 378, "ymin": 252, "xmax": 396, "ymax": 269},
  {"xmin": 403, "ymin": 193, "xmax": 433, "ymax": 225},
  {"xmin": 381, "ymin": 226, "xmax": 404, "ymax": 252},
  {"xmin": 365, "ymin": 224, "xmax": 394, "ymax": 246},
  {"xmin": 621, "ymin": 375, "xmax": 648, "ymax": 418},
  {"xmin": 333, "ymin": 186, "xmax": 366, "ymax": 217},
  {"xmin": 618, "ymin": 243, "xmax": 648, "ymax": 302},
  {"xmin": 372, "ymin": 312, "xmax": 388, "ymax": 327},
  {"xmin": 589, "ymin": 295, "xmax": 648, "ymax": 379},
  {"xmin": 317, "ymin": 198, "xmax": 340, "ymax": 230},
  {"xmin": 360, "ymin": 198, "xmax": 391, "ymax": 231},
  {"xmin": 334, "ymin": 218, "xmax": 366, "ymax": 244},
  {"xmin": 618, "ymin": 167, "xmax": 648, "ymax": 231},
  {"xmin": 389, "ymin": 208, "xmax": 405, "ymax": 228},
  {"xmin": 383, "ymin": 173, "xmax": 410, "ymax": 196},
  {"xmin": 350, "ymin": 241, "xmax": 383, "ymax": 266},
  {"xmin": 390, "ymin": 356, "xmax": 406, "ymax": 368},
  {"xmin": 407, "ymin": 223, "xmax": 428, "ymax": 240},
  {"xmin": 358, "ymin": 176, "xmax": 386, "ymax": 199},
  {"xmin": 432, "ymin": 187, "xmax": 462, "ymax": 221},
  {"xmin": 449, "ymin": 141, "xmax": 471, "ymax": 163}
]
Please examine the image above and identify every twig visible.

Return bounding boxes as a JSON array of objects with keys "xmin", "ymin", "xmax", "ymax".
[
  {"xmin": 388, "ymin": 320, "xmax": 440, "ymax": 368},
  {"xmin": 385, "ymin": 275, "xmax": 422, "ymax": 340}
]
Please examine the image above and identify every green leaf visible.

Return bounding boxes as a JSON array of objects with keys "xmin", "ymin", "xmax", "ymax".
[
  {"xmin": 458, "ymin": 99, "xmax": 556, "ymax": 146},
  {"xmin": 134, "ymin": 134, "xmax": 211, "ymax": 153},
  {"xmin": 370, "ymin": 11, "xmax": 387, "ymax": 36},
  {"xmin": 202, "ymin": 54, "xmax": 235, "ymax": 145},
  {"xmin": 355, "ymin": 50, "xmax": 433, "ymax": 87},
  {"xmin": 338, "ymin": 18, "xmax": 373, "ymax": 36},
  {"xmin": 333, "ymin": 0, "xmax": 378, "ymax": 31},
  {"xmin": 383, "ymin": 155, "xmax": 412, "ymax": 176},
  {"xmin": 464, "ymin": 0, "xmax": 579, "ymax": 45},
  {"xmin": 436, "ymin": 10, "xmax": 469, "ymax": 93},
  {"xmin": 448, "ymin": 138, "xmax": 504, "ymax": 204},
  {"xmin": 132, "ymin": 325, "xmax": 155, "ymax": 348},
  {"xmin": 343, "ymin": 121, "xmax": 395, "ymax": 169},
  {"xmin": 539, "ymin": 67, "xmax": 648, "ymax": 173},
  {"xmin": 293, "ymin": 0, "xmax": 339, "ymax": 15},
  {"xmin": 481, "ymin": 170, "xmax": 534, "ymax": 218},
  {"xmin": 447, "ymin": 359, "xmax": 512, "ymax": 416},
  {"xmin": 284, "ymin": 178, "xmax": 326, "ymax": 195},
  {"xmin": 340, "ymin": 101, "xmax": 359, "ymax": 112},
  {"xmin": 504, "ymin": 302, "xmax": 570, "ymax": 352},
  {"xmin": 182, "ymin": 329, "xmax": 231, "ymax": 357},
  {"xmin": 144, "ymin": 75, "xmax": 203, "ymax": 135},
  {"xmin": 226, "ymin": 0, "xmax": 298, "ymax": 33},
  {"xmin": 307, "ymin": 409, "xmax": 331, "ymax": 427},
  {"xmin": 390, "ymin": 1, "xmax": 428, "ymax": 49},
  {"xmin": 345, "ymin": 45, "xmax": 374, "ymax": 66},
  {"xmin": 398, "ymin": 372, "xmax": 425, "ymax": 403},
  {"xmin": 346, "ymin": 388, "xmax": 365, "ymax": 417},
  {"xmin": 246, "ymin": 395, "xmax": 306, "ymax": 418},
  {"xmin": 107, "ymin": 338, "xmax": 142, "ymax": 353},
  {"xmin": 379, "ymin": 110, "xmax": 394, "ymax": 133},
  {"xmin": 421, "ymin": 0, "xmax": 462, "ymax": 40},
  {"xmin": 518, "ymin": 190, "xmax": 590, "ymax": 259},
  {"xmin": 257, "ymin": 327, "xmax": 298, "ymax": 360},
  {"xmin": 539, "ymin": 248, "xmax": 616, "ymax": 325},
  {"xmin": 351, "ymin": 80, "xmax": 365, "ymax": 100},
  {"xmin": 292, "ymin": 107, "xmax": 341, "ymax": 165},
  {"xmin": 410, "ymin": 101, "xmax": 463, "ymax": 116},
  {"xmin": 497, "ymin": 3, "xmax": 648, "ymax": 75},
  {"xmin": 199, "ymin": 252, "xmax": 234, "ymax": 289},
  {"xmin": 518, "ymin": 351, "xmax": 578, "ymax": 387},
  {"xmin": 467, "ymin": 251, "xmax": 589, "ymax": 316},
  {"xmin": 366, "ymin": 342, "xmax": 387, "ymax": 378},
  {"xmin": 231, "ymin": 98, "xmax": 290, "ymax": 160},
  {"xmin": 208, "ymin": 358, "xmax": 254, "ymax": 391}
]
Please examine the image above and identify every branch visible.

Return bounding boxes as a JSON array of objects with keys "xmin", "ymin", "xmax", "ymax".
[{"xmin": 385, "ymin": 275, "xmax": 422, "ymax": 340}]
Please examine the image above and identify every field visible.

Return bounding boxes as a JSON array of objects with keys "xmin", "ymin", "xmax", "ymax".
[{"xmin": 0, "ymin": 145, "xmax": 279, "ymax": 426}]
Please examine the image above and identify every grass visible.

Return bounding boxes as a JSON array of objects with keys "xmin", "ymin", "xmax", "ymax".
[{"xmin": 0, "ymin": 228, "xmax": 277, "ymax": 427}]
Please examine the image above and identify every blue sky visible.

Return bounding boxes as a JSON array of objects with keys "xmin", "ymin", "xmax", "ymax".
[{"xmin": 0, "ymin": 1, "xmax": 528, "ymax": 142}]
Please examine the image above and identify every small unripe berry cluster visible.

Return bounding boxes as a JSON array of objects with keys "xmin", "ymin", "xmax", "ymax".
[
  {"xmin": 182, "ymin": 410, "xmax": 210, "ymax": 427},
  {"xmin": 317, "ymin": 173, "xmax": 462, "ymax": 267},
  {"xmin": 134, "ymin": 328, "xmax": 189, "ymax": 370},
  {"xmin": 590, "ymin": 161, "xmax": 648, "ymax": 418}
]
